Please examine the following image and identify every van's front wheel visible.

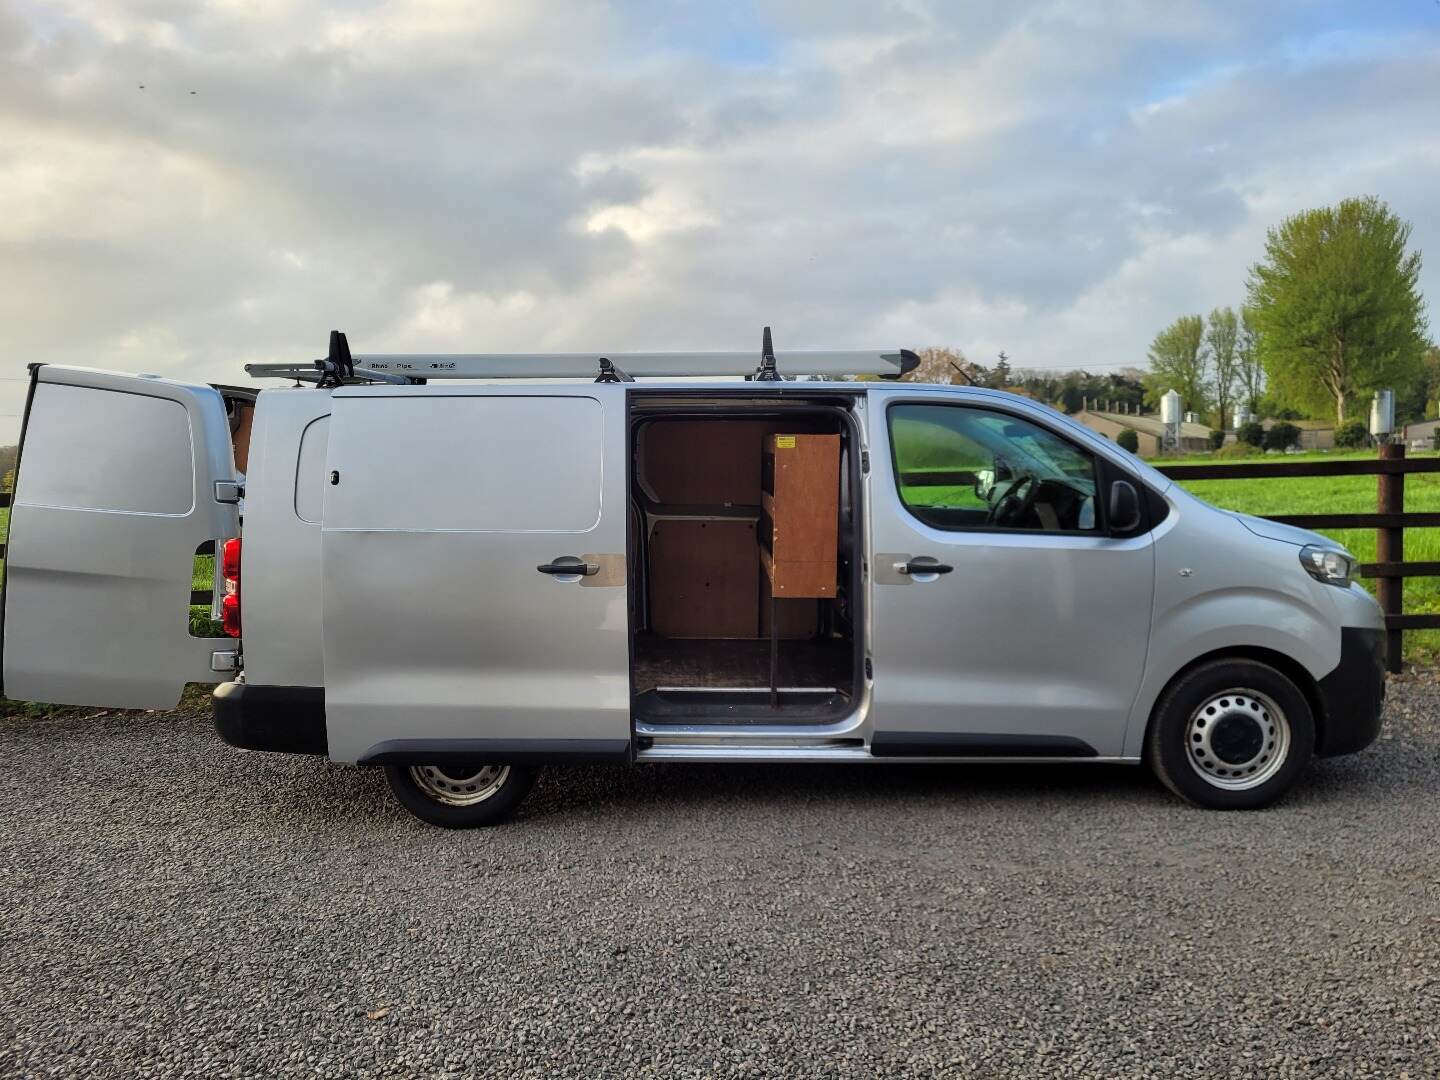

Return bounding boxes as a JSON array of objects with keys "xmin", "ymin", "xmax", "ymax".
[
  {"xmin": 383, "ymin": 763, "xmax": 537, "ymax": 827},
  {"xmin": 1147, "ymin": 658, "xmax": 1315, "ymax": 810}
]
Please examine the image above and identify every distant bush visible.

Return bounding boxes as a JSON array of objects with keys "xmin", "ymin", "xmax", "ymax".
[
  {"xmin": 1116, "ymin": 429, "xmax": 1140, "ymax": 453},
  {"xmin": 1208, "ymin": 429, "xmax": 1226, "ymax": 451},
  {"xmin": 1213, "ymin": 441, "xmax": 1256, "ymax": 459},
  {"xmin": 1237, "ymin": 421, "xmax": 1265, "ymax": 447},
  {"xmin": 1335, "ymin": 419, "xmax": 1369, "ymax": 449},
  {"xmin": 1263, "ymin": 422, "xmax": 1301, "ymax": 451}
]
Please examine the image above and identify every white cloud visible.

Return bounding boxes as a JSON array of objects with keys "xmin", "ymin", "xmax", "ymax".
[{"xmin": 0, "ymin": 0, "xmax": 1436, "ymax": 439}]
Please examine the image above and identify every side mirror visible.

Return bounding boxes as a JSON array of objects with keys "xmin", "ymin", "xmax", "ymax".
[{"xmin": 1108, "ymin": 480, "xmax": 1142, "ymax": 533}]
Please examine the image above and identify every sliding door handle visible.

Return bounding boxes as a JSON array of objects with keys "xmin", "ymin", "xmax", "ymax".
[
  {"xmin": 896, "ymin": 559, "xmax": 954, "ymax": 576},
  {"xmin": 537, "ymin": 559, "xmax": 599, "ymax": 576}
]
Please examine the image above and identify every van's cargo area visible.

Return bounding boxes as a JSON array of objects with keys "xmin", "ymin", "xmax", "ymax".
[{"xmin": 629, "ymin": 407, "xmax": 859, "ymax": 721}]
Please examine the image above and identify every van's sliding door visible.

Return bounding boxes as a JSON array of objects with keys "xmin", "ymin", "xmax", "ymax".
[{"xmin": 320, "ymin": 385, "xmax": 631, "ymax": 764}]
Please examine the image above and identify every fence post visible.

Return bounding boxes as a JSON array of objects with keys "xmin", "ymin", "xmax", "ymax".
[{"xmin": 1377, "ymin": 441, "xmax": 1405, "ymax": 672}]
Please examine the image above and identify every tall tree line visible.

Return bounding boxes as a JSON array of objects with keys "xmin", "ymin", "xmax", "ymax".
[{"xmin": 1143, "ymin": 196, "xmax": 1429, "ymax": 427}]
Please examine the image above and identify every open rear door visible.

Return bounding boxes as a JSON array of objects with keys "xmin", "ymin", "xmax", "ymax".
[
  {"xmin": 1, "ymin": 366, "xmax": 241, "ymax": 708},
  {"xmin": 320, "ymin": 384, "xmax": 631, "ymax": 764}
]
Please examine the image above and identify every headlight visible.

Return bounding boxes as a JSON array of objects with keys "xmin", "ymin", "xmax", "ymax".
[{"xmin": 1300, "ymin": 544, "xmax": 1354, "ymax": 588}]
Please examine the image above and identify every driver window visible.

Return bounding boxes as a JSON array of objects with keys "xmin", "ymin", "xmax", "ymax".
[{"xmin": 889, "ymin": 403, "xmax": 1099, "ymax": 533}]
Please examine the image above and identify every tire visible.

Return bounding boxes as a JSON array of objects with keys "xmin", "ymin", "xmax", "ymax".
[
  {"xmin": 1145, "ymin": 658, "xmax": 1315, "ymax": 810},
  {"xmin": 383, "ymin": 763, "xmax": 538, "ymax": 828}
]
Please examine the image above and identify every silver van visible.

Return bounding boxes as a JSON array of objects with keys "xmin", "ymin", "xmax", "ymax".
[{"xmin": 0, "ymin": 336, "xmax": 1386, "ymax": 826}]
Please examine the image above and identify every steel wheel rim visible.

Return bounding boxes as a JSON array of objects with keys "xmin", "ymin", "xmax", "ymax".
[
  {"xmin": 1185, "ymin": 688, "xmax": 1290, "ymax": 791},
  {"xmin": 409, "ymin": 764, "xmax": 510, "ymax": 806}
]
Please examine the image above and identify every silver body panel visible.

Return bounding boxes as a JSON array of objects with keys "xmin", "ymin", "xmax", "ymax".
[
  {"xmin": 318, "ymin": 384, "xmax": 630, "ymax": 764},
  {"xmin": 866, "ymin": 385, "xmax": 1155, "ymax": 757},
  {"xmin": 2, "ymin": 366, "xmax": 240, "ymax": 708},
  {"xmin": 237, "ymin": 389, "xmax": 333, "ymax": 689}
]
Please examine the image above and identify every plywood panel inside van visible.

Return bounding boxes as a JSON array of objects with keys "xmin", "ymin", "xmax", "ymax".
[
  {"xmin": 649, "ymin": 519, "xmax": 757, "ymax": 637},
  {"xmin": 640, "ymin": 417, "xmax": 838, "ymax": 640}
]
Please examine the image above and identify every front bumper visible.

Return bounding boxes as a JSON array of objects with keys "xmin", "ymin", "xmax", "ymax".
[{"xmin": 1315, "ymin": 627, "xmax": 1386, "ymax": 758}]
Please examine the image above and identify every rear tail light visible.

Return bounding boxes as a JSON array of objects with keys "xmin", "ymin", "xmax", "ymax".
[
  {"xmin": 220, "ymin": 538, "xmax": 242, "ymax": 638},
  {"xmin": 221, "ymin": 538, "xmax": 242, "ymax": 581}
]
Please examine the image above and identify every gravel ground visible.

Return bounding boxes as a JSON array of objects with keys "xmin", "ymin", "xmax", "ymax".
[{"xmin": 3, "ymin": 680, "xmax": 1440, "ymax": 1079}]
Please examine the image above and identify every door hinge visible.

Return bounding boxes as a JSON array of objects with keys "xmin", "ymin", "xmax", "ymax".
[
  {"xmin": 861, "ymin": 450, "xmax": 870, "ymax": 474},
  {"xmin": 214, "ymin": 480, "xmax": 243, "ymax": 504}
]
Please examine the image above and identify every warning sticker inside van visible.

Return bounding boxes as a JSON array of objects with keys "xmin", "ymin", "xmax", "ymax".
[{"xmin": 775, "ymin": 436, "xmax": 796, "ymax": 449}]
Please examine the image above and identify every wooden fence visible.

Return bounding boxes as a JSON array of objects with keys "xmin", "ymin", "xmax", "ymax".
[
  {"xmin": 1, "ymin": 445, "xmax": 1434, "ymax": 670},
  {"xmin": 1157, "ymin": 444, "xmax": 1437, "ymax": 672}
]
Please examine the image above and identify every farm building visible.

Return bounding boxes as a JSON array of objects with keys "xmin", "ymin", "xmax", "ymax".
[
  {"xmin": 1264, "ymin": 418, "xmax": 1334, "ymax": 450},
  {"xmin": 1404, "ymin": 418, "xmax": 1440, "ymax": 448},
  {"xmin": 1072, "ymin": 408, "xmax": 1213, "ymax": 457}
]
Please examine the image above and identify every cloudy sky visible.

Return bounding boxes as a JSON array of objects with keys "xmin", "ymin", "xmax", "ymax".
[{"xmin": 1, "ymin": 0, "xmax": 1438, "ymax": 440}]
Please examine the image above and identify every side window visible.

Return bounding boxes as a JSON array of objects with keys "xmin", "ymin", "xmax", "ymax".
[{"xmin": 889, "ymin": 403, "xmax": 1099, "ymax": 533}]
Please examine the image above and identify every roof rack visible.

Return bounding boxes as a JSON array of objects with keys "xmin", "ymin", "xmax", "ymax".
[{"xmin": 245, "ymin": 328, "xmax": 920, "ymax": 385}]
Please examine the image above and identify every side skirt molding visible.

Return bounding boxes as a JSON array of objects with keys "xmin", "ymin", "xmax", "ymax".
[{"xmin": 870, "ymin": 732, "xmax": 1098, "ymax": 758}]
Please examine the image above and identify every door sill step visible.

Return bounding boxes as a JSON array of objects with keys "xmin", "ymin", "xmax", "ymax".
[{"xmin": 636, "ymin": 741, "xmax": 869, "ymax": 762}]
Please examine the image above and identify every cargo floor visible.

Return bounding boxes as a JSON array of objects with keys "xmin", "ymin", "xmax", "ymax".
[{"xmin": 632, "ymin": 637, "xmax": 851, "ymax": 694}]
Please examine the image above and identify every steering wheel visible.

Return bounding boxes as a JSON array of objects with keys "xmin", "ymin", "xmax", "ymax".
[{"xmin": 988, "ymin": 475, "xmax": 1037, "ymax": 526}]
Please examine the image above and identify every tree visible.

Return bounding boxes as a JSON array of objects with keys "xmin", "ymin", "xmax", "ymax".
[
  {"xmin": 1263, "ymin": 422, "xmax": 1301, "ymax": 451},
  {"xmin": 1144, "ymin": 315, "xmax": 1209, "ymax": 418},
  {"xmin": 1206, "ymin": 307, "xmax": 1240, "ymax": 429},
  {"xmin": 988, "ymin": 351, "xmax": 1013, "ymax": 388},
  {"xmin": 1207, "ymin": 429, "xmax": 1226, "ymax": 451},
  {"xmin": 1116, "ymin": 429, "xmax": 1139, "ymax": 453},
  {"xmin": 1237, "ymin": 420, "xmax": 1265, "ymax": 447},
  {"xmin": 905, "ymin": 347, "xmax": 986, "ymax": 385},
  {"xmin": 1395, "ymin": 344, "xmax": 1440, "ymax": 423},
  {"xmin": 1246, "ymin": 196, "xmax": 1428, "ymax": 424},
  {"xmin": 1236, "ymin": 308, "xmax": 1265, "ymax": 415},
  {"xmin": 1335, "ymin": 419, "xmax": 1369, "ymax": 449}
]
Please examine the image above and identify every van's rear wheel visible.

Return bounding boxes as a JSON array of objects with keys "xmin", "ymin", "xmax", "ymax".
[
  {"xmin": 383, "ymin": 763, "xmax": 537, "ymax": 827},
  {"xmin": 1146, "ymin": 658, "xmax": 1314, "ymax": 810}
]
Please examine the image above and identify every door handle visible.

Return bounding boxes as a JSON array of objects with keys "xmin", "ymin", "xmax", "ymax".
[
  {"xmin": 895, "ymin": 559, "xmax": 954, "ymax": 576},
  {"xmin": 537, "ymin": 560, "xmax": 599, "ymax": 576}
]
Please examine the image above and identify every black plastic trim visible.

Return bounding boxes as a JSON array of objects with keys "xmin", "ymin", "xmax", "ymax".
[
  {"xmin": 871, "ymin": 731, "xmax": 1098, "ymax": 757},
  {"xmin": 358, "ymin": 738, "xmax": 631, "ymax": 765},
  {"xmin": 1315, "ymin": 627, "xmax": 1386, "ymax": 758},
  {"xmin": 213, "ymin": 682, "xmax": 328, "ymax": 756}
]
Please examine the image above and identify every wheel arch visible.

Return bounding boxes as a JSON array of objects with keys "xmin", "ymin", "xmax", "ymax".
[{"xmin": 1134, "ymin": 645, "xmax": 1325, "ymax": 758}]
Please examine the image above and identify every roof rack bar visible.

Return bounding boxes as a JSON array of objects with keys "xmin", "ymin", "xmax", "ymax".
[
  {"xmin": 329, "ymin": 349, "xmax": 916, "ymax": 381},
  {"xmin": 244, "ymin": 330, "xmax": 921, "ymax": 384}
]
